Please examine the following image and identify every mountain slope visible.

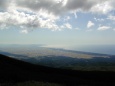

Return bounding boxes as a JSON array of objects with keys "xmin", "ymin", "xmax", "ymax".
[{"xmin": 0, "ymin": 54, "xmax": 115, "ymax": 86}]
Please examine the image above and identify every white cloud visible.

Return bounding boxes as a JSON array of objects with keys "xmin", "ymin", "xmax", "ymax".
[
  {"xmin": 64, "ymin": 23, "xmax": 72, "ymax": 29},
  {"xmin": 94, "ymin": 17, "xmax": 104, "ymax": 22},
  {"xmin": 0, "ymin": 9, "xmax": 61, "ymax": 30},
  {"xmin": 90, "ymin": 1, "xmax": 113, "ymax": 14},
  {"xmin": 97, "ymin": 26, "xmax": 111, "ymax": 31},
  {"xmin": 21, "ymin": 29, "xmax": 28, "ymax": 34},
  {"xmin": 0, "ymin": 0, "xmax": 115, "ymax": 32},
  {"xmin": 87, "ymin": 21, "xmax": 95, "ymax": 28},
  {"xmin": 74, "ymin": 12, "xmax": 77, "ymax": 19},
  {"xmin": 108, "ymin": 15, "xmax": 115, "ymax": 21},
  {"xmin": 64, "ymin": 16, "xmax": 70, "ymax": 21}
]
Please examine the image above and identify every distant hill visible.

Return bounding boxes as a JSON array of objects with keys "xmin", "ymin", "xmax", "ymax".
[{"xmin": 0, "ymin": 54, "xmax": 115, "ymax": 86}]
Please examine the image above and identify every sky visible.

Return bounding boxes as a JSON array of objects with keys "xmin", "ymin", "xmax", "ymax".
[{"xmin": 0, "ymin": 0, "xmax": 115, "ymax": 48}]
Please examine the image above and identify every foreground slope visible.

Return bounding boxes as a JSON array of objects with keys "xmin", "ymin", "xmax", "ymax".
[{"xmin": 0, "ymin": 54, "xmax": 115, "ymax": 86}]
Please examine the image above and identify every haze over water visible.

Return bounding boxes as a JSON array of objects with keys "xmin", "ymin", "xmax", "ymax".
[{"xmin": 68, "ymin": 45, "xmax": 115, "ymax": 55}]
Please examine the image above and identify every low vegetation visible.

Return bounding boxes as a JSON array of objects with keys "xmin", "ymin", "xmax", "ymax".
[{"xmin": 0, "ymin": 81, "xmax": 63, "ymax": 86}]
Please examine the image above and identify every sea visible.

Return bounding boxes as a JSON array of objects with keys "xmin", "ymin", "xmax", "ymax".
[{"xmin": 70, "ymin": 45, "xmax": 115, "ymax": 55}]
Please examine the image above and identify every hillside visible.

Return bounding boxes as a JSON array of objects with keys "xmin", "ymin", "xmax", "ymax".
[{"xmin": 0, "ymin": 54, "xmax": 115, "ymax": 86}]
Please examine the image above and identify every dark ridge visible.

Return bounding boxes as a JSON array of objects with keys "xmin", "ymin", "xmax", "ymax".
[{"xmin": 0, "ymin": 54, "xmax": 115, "ymax": 86}]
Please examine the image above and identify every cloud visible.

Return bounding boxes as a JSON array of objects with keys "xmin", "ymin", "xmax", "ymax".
[
  {"xmin": 97, "ymin": 26, "xmax": 111, "ymax": 31},
  {"xmin": 0, "ymin": 0, "xmax": 115, "ymax": 32},
  {"xmin": 74, "ymin": 12, "xmax": 77, "ymax": 19},
  {"xmin": 0, "ymin": 0, "xmax": 10, "ymax": 10},
  {"xmin": 94, "ymin": 17, "xmax": 105, "ymax": 22},
  {"xmin": 108, "ymin": 15, "xmax": 115, "ymax": 21},
  {"xmin": 0, "ymin": 0, "xmax": 114, "ymax": 14},
  {"xmin": 0, "ymin": 9, "xmax": 61, "ymax": 30},
  {"xmin": 65, "ymin": 0, "xmax": 97, "ymax": 12},
  {"xmin": 64, "ymin": 23, "xmax": 72, "ymax": 29},
  {"xmin": 21, "ymin": 29, "xmax": 28, "ymax": 34},
  {"xmin": 64, "ymin": 16, "xmax": 70, "ymax": 21},
  {"xmin": 14, "ymin": 0, "xmax": 65, "ymax": 15},
  {"xmin": 14, "ymin": 0, "xmax": 114, "ymax": 15},
  {"xmin": 87, "ymin": 21, "xmax": 95, "ymax": 28},
  {"xmin": 90, "ymin": 1, "xmax": 113, "ymax": 14}
]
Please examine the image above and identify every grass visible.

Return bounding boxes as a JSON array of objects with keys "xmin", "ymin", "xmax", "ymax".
[{"xmin": 0, "ymin": 81, "xmax": 63, "ymax": 86}]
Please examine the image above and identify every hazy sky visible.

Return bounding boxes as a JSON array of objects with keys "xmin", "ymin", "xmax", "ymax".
[{"xmin": 0, "ymin": 0, "xmax": 115, "ymax": 48}]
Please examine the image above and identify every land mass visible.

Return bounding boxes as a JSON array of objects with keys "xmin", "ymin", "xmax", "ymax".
[{"xmin": 0, "ymin": 54, "xmax": 115, "ymax": 86}]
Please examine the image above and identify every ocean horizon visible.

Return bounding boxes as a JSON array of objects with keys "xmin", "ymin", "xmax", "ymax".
[{"xmin": 69, "ymin": 45, "xmax": 115, "ymax": 55}]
